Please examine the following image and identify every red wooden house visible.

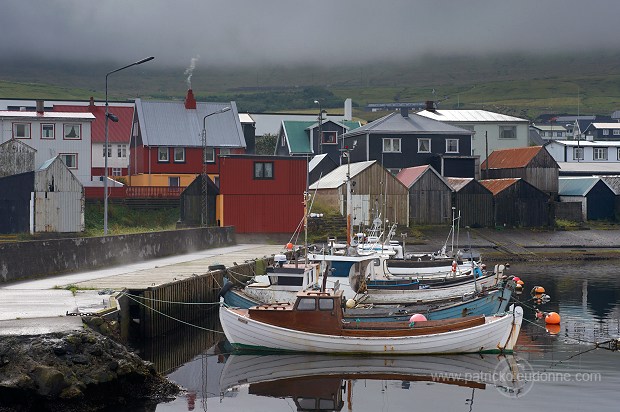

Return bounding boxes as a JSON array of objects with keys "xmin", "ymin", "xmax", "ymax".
[{"xmin": 219, "ymin": 155, "xmax": 308, "ymax": 233}]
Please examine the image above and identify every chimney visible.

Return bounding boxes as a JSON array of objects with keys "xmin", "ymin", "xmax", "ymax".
[
  {"xmin": 344, "ymin": 98, "xmax": 352, "ymax": 121},
  {"xmin": 185, "ymin": 89, "xmax": 197, "ymax": 110},
  {"xmin": 400, "ymin": 107, "xmax": 409, "ymax": 118},
  {"xmin": 89, "ymin": 96, "xmax": 95, "ymax": 111},
  {"xmin": 425, "ymin": 100, "xmax": 436, "ymax": 112},
  {"xmin": 36, "ymin": 100, "xmax": 44, "ymax": 115}
]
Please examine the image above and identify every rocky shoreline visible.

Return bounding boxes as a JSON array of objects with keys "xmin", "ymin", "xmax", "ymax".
[{"xmin": 0, "ymin": 327, "xmax": 180, "ymax": 412}]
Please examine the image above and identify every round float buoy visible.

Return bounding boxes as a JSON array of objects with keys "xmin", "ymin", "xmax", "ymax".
[
  {"xmin": 409, "ymin": 313, "xmax": 427, "ymax": 323},
  {"xmin": 533, "ymin": 286, "xmax": 545, "ymax": 295},
  {"xmin": 546, "ymin": 324, "xmax": 561, "ymax": 335},
  {"xmin": 451, "ymin": 261, "xmax": 457, "ymax": 273},
  {"xmin": 346, "ymin": 299, "xmax": 356, "ymax": 309},
  {"xmin": 517, "ymin": 280, "xmax": 525, "ymax": 286},
  {"xmin": 513, "ymin": 276, "xmax": 521, "ymax": 282},
  {"xmin": 545, "ymin": 311, "xmax": 561, "ymax": 325},
  {"xmin": 286, "ymin": 242, "xmax": 294, "ymax": 250}
]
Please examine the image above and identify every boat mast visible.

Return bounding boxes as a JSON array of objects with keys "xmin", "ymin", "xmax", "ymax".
[{"xmin": 346, "ymin": 146, "xmax": 352, "ymax": 251}]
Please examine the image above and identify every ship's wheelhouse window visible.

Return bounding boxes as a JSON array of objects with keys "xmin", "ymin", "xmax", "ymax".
[
  {"xmin": 297, "ymin": 298, "xmax": 316, "ymax": 311},
  {"xmin": 318, "ymin": 298, "xmax": 334, "ymax": 311}
]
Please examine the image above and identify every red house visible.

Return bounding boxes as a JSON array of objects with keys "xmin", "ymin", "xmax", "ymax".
[{"xmin": 219, "ymin": 155, "xmax": 308, "ymax": 233}]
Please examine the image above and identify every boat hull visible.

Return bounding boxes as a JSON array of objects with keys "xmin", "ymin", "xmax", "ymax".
[{"xmin": 219, "ymin": 305, "xmax": 523, "ymax": 355}]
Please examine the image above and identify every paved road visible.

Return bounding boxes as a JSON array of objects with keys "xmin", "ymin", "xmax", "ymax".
[{"xmin": 0, "ymin": 243, "xmax": 282, "ymax": 335}]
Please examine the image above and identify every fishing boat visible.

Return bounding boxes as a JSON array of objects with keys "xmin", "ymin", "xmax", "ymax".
[{"xmin": 220, "ymin": 289, "xmax": 523, "ymax": 354}]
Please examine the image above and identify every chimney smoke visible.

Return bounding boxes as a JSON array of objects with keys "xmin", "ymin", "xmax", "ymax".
[{"xmin": 184, "ymin": 55, "xmax": 200, "ymax": 90}]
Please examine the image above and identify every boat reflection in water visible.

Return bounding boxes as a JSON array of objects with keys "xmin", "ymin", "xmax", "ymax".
[{"xmin": 220, "ymin": 353, "xmax": 528, "ymax": 410}]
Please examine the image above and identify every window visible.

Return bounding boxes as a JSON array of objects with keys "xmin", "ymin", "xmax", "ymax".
[
  {"xmin": 103, "ymin": 144, "xmax": 112, "ymax": 157},
  {"xmin": 617, "ymin": 148, "xmax": 620, "ymax": 160},
  {"xmin": 322, "ymin": 131, "xmax": 337, "ymax": 144},
  {"xmin": 318, "ymin": 298, "xmax": 334, "ymax": 311},
  {"xmin": 445, "ymin": 139, "xmax": 459, "ymax": 153},
  {"xmin": 296, "ymin": 298, "xmax": 316, "ymax": 311},
  {"xmin": 593, "ymin": 148, "xmax": 608, "ymax": 161},
  {"xmin": 168, "ymin": 176, "xmax": 180, "ymax": 187},
  {"xmin": 13, "ymin": 123, "xmax": 30, "ymax": 139},
  {"xmin": 219, "ymin": 148, "xmax": 231, "ymax": 156},
  {"xmin": 556, "ymin": 131, "xmax": 563, "ymax": 138},
  {"xmin": 63, "ymin": 124, "xmax": 81, "ymax": 140},
  {"xmin": 573, "ymin": 147, "xmax": 584, "ymax": 161},
  {"xmin": 603, "ymin": 129, "xmax": 610, "ymax": 136},
  {"xmin": 117, "ymin": 144, "xmax": 127, "ymax": 158},
  {"xmin": 254, "ymin": 162, "xmax": 274, "ymax": 179},
  {"xmin": 281, "ymin": 135, "xmax": 286, "ymax": 147},
  {"xmin": 41, "ymin": 124, "xmax": 55, "ymax": 139},
  {"xmin": 383, "ymin": 138, "xmax": 401, "ymax": 153},
  {"xmin": 499, "ymin": 126, "xmax": 516, "ymax": 139},
  {"xmin": 204, "ymin": 148, "xmax": 215, "ymax": 163},
  {"xmin": 614, "ymin": 130, "xmax": 620, "ymax": 136},
  {"xmin": 418, "ymin": 138, "xmax": 431, "ymax": 153},
  {"xmin": 173, "ymin": 147, "xmax": 185, "ymax": 162},
  {"xmin": 158, "ymin": 147, "xmax": 169, "ymax": 162},
  {"xmin": 112, "ymin": 168, "xmax": 122, "ymax": 176},
  {"xmin": 59, "ymin": 154, "xmax": 77, "ymax": 169}
]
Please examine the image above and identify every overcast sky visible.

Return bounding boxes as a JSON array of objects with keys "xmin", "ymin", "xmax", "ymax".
[{"xmin": 2, "ymin": 0, "xmax": 618, "ymax": 69}]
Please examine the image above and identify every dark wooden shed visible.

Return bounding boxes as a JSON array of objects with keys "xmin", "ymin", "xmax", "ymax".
[
  {"xmin": 481, "ymin": 146, "xmax": 559, "ymax": 198},
  {"xmin": 179, "ymin": 175, "xmax": 220, "ymax": 227},
  {"xmin": 480, "ymin": 178, "xmax": 552, "ymax": 227},
  {"xmin": 446, "ymin": 177, "xmax": 494, "ymax": 228},
  {"xmin": 397, "ymin": 165, "xmax": 453, "ymax": 225},
  {"xmin": 558, "ymin": 177, "xmax": 615, "ymax": 221}
]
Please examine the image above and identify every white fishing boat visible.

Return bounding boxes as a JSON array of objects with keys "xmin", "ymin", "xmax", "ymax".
[{"xmin": 220, "ymin": 289, "xmax": 523, "ymax": 355}]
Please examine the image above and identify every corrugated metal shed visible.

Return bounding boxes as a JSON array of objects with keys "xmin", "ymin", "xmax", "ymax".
[
  {"xmin": 396, "ymin": 165, "xmax": 432, "ymax": 188},
  {"xmin": 417, "ymin": 109, "xmax": 527, "ymax": 123},
  {"xmin": 135, "ymin": 99, "xmax": 246, "ymax": 148},
  {"xmin": 447, "ymin": 177, "xmax": 494, "ymax": 227},
  {"xmin": 341, "ymin": 112, "xmax": 473, "ymax": 137},
  {"xmin": 479, "ymin": 178, "xmax": 520, "ymax": 195},
  {"xmin": 309, "ymin": 161, "xmax": 375, "ymax": 190},
  {"xmin": 398, "ymin": 165, "xmax": 453, "ymax": 225}
]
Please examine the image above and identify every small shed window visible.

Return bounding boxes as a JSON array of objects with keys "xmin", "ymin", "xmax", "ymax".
[
  {"xmin": 296, "ymin": 298, "xmax": 316, "ymax": 311},
  {"xmin": 169, "ymin": 176, "xmax": 180, "ymax": 187},
  {"xmin": 13, "ymin": 123, "xmax": 30, "ymax": 139},
  {"xmin": 318, "ymin": 298, "xmax": 334, "ymax": 311},
  {"xmin": 499, "ymin": 126, "xmax": 516, "ymax": 139},
  {"xmin": 41, "ymin": 124, "xmax": 55, "ymax": 139},
  {"xmin": 573, "ymin": 147, "xmax": 584, "ymax": 161},
  {"xmin": 322, "ymin": 131, "xmax": 337, "ymax": 144},
  {"xmin": 204, "ymin": 148, "xmax": 215, "ymax": 163},
  {"xmin": 383, "ymin": 138, "xmax": 401, "ymax": 153},
  {"xmin": 445, "ymin": 139, "xmax": 459, "ymax": 153},
  {"xmin": 418, "ymin": 138, "xmax": 431, "ymax": 153},
  {"xmin": 254, "ymin": 162, "xmax": 274, "ymax": 179},
  {"xmin": 158, "ymin": 147, "xmax": 169, "ymax": 162},
  {"xmin": 63, "ymin": 124, "xmax": 81, "ymax": 140}
]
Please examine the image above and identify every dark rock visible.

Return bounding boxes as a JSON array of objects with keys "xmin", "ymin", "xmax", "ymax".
[
  {"xmin": 69, "ymin": 354, "xmax": 89, "ymax": 365},
  {"xmin": 31, "ymin": 366, "xmax": 67, "ymax": 397},
  {"xmin": 108, "ymin": 360, "xmax": 119, "ymax": 371},
  {"xmin": 53, "ymin": 345, "xmax": 67, "ymax": 356},
  {"xmin": 87, "ymin": 346, "xmax": 103, "ymax": 356},
  {"xmin": 59, "ymin": 384, "xmax": 83, "ymax": 400}
]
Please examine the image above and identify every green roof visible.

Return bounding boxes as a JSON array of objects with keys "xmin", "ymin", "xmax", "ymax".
[{"xmin": 282, "ymin": 120, "xmax": 314, "ymax": 154}]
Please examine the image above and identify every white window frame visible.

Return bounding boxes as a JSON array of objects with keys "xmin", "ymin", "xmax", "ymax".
[
  {"xmin": 117, "ymin": 144, "xmax": 127, "ymax": 158},
  {"xmin": 593, "ymin": 147, "xmax": 608, "ymax": 161},
  {"xmin": 499, "ymin": 125, "xmax": 517, "ymax": 139},
  {"xmin": 173, "ymin": 147, "xmax": 185, "ymax": 163},
  {"xmin": 614, "ymin": 130, "xmax": 620, "ymax": 136},
  {"xmin": 168, "ymin": 176, "xmax": 180, "ymax": 187},
  {"xmin": 383, "ymin": 137, "xmax": 401, "ymax": 153},
  {"xmin": 158, "ymin": 147, "xmax": 169, "ymax": 162},
  {"xmin": 63, "ymin": 123, "xmax": 81, "ymax": 140},
  {"xmin": 617, "ymin": 148, "xmax": 620, "ymax": 160},
  {"xmin": 112, "ymin": 168, "xmax": 122, "ymax": 176},
  {"xmin": 603, "ymin": 129, "xmax": 610, "ymax": 136},
  {"xmin": 219, "ymin": 148, "xmax": 231, "ymax": 156},
  {"xmin": 445, "ymin": 139, "xmax": 459, "ymax": 153},
  {"xmin": 41, "ymin": 124, "xmax": 55, "ymax": 139},
  {"xmin": 254, "ymin": 161, "xmax": 274, "ymax": 179},
  {"xmin": 103, "ymin": 144, "xmax": 112, "ymax": 157},
  {"xmin": 573, "ymin": 147, "xmax": 584, "ymax": 161},
  {"xmin": 205, "ymin": 147, "xmax": 215, "ymax": 163},
  {"xmin": 59, "ymin": 153, "xmax": 77, "ymax": 169},
  {"xmin": 13, "ymin": 123, "xmax": 30, "ymax": 139},
  {"xmin": 322, "ymin": 131, "xmax": 337, "ymax": 145},
  {"xmin": 417, "ymin": 138, "xmax": 431, "ymax": 153}
]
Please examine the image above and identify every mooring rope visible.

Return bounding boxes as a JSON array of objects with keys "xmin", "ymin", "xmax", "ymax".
[
  {"xmin": 120, "ymin": 291, "xmax": 221, "ymax": 306},
  {"xmin": 122, "ymin": 292, "xmax": 225, "ymax": 334}
]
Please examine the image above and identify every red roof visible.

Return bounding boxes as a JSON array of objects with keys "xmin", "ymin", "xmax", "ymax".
[
  {"xmin": 479, "ymin": 178, "xmax": 520, "ymax": 195},
  {"xmin": 53, "ymin": 103, "xmax": 134, "ymax": 144},
  {"xmin": 396, "ymin": 165, "xmax": 430, "ymax": 188},
  {"xmin": 481, "ymin": 146, "xmax": 543, "ymax": 169}
]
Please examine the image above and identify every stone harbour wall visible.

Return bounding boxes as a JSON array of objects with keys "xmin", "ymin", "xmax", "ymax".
[{"xmin": 0, "ymin": 226, "xmax": 235, "ymax": 283}]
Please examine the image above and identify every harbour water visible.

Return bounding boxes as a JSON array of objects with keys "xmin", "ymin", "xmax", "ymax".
[{"xmin": 149, "ymin": 260, "xmax": 620, "ymax": 411}]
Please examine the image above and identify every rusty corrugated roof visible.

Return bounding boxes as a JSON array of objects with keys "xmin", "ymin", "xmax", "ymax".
[
  {"xmin": 481, "ymin": 146, "xmax": 543, "ymax": 169},
  {"xmin": 446, "ymin": 177, "xmax": 473, "ymax": 192},
  {"xmin": 396, "ymin": 165, "xmax": 430, "ymax": 188},
  {"xmin": 479, "ymin": 178, "xmax": 520, "ymax": 195}
]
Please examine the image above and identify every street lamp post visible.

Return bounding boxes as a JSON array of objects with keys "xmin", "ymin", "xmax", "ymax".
[
  {"xmin": 104, "ymin": 56, "xmax": 154, "ymax": 235},
  {"xmin": 201, "ymin": 106, "xmax": 231, "ymax": 227},
  {"xmin": 314, "ymin": 100, "xmax": 323, "ymax": 155}
]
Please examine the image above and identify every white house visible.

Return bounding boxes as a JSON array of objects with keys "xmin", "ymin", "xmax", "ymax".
[
  {"xmin": 0, "ymin": 106, "xmax": 95, "ymax": 183},
  {"xmin": 417, "ymin": 108, "xmax": 529, "ymax": 162},
  {"xmin": 531, "ymin": 124, "xmax": 567, "ymax": 140}
]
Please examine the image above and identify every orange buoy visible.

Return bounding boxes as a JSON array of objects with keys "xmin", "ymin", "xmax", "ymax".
[
  {"xmin": 534, "ymin": 286, "xmax": 545, "ymax": 294},
  {"xmin": 517, "ymin": 280, "xmax": 524, "ymax": 286},
  {"xmin": 286, "ymin": 242, "xmax": 294, "ymax": 250},
  {"xmin": 546, "ymin": 324, "xmax": 561, "ymax": 335},
  {"xmin": 545, "ymin": 311, "xmax": 561, "ymax": 325}
]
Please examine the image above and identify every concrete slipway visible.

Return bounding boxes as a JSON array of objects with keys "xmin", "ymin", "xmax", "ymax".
[{"xmin": 0, "ymin": 243, "xmax": 282, "ymax": 335}]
